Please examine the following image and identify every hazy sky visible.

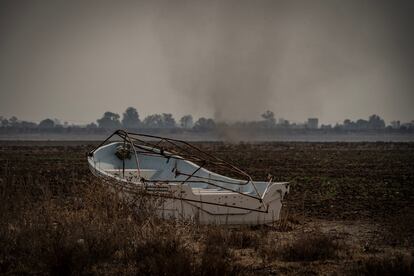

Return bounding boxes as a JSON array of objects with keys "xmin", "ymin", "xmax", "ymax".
[{"xmin": 1, "ymin": 0, "xmax": 413, "ymax": 124}]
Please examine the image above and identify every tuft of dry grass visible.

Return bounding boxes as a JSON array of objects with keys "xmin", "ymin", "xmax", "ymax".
[
  {"xmin": 259, "ymin": 230, "xmax": 343, "ymax": 262},
  {"xmin": 227, "ymin": 228, "xmax": 263, "ymax": 249},
  {"xmin": 199, "ymin": 229, "xmax": 239, "ymax": 276},
  {"xmin": 346, "ymin": 253, "xmax": 414, "ymax": 276}
]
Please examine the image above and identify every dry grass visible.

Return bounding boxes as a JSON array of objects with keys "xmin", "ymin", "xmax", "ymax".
[
  {"xmin": 259, "ymin": 230, "xmax": 343, "ymax": 262},
  {"xmin": 1, "ymin": 142, "xmax": 413, "ymax": 275},
  {"xmin": 0, "ymin": 173, "xmax": 249, "ymax": 275},
  {"xmin": 346, "ymin": 253, "xmax": 414, "ymax": 276}
]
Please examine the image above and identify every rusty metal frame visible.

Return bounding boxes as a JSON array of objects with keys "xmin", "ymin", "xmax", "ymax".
[{"xmin": 89, "ymin": 129, "xmax": 266, "ymax": 210}]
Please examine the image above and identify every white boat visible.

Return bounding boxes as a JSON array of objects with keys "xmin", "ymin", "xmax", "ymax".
[{"xmin": 88, "ymin": 130, "xmax": 289, "ymax": 225}]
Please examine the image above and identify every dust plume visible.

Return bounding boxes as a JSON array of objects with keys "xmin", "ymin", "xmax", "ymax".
[{"xmin": 153, "ymin": 0, "xmax": 286, "ymax": 122}]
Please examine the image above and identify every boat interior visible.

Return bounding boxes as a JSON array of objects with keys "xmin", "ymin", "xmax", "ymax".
[{"xmin": 90, "ymin": 142, "xmax": 269, "ymax": 197}]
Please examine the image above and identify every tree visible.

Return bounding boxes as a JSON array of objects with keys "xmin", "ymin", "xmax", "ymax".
[
  {"xmin": 39, "ymin": 118, "xmax": 55, "ymax": 129},
  {"xmin": 193, "ymin": 117, "xmax": 215, "ymax": 131},
  {"xmin": 19, "ymin": 121, "xmax": 37, "ymax": 128},
  {"xmin": 142, "ymin": 114, "xmax": 163, "ymax": 128},
  {"xmin": 343, "ymin": 119, "xmax": 353, "ymax": 130},
  {"xmin": 390, "ymin": 120, "xmax": 400, "ymax": 129},
  {"xmin": 0, "ymin": 116, "xmax": 8, "ymax": 127},
  {"xmin": 97, "ymin": 112, "xmax": 122, "ymax": 129},
  {"xmin": 86, "ymin": 122, "xmax": 98, "ymax": 129},
  {"xmin": 180, "ymin": 115, "xmax": 194, "ymax": 129},
  {"xmin": 356, "ymin": 119, "xmax": 369, "ymax": 130},
  {"xmin": 122, "ymin": 107, "xmax": 140, "ymax": 129},
  {"xmin": 368, "ymin": 114, "xmax": 385, "ymax": 129},
  {"xmin": 261, "ymin": 110, "xmax": 275, "ymax": 128},
  {"xmin": 278, "ymin": 118, "xmax": 290, "ymax": 128},
  {"xmin": 9, "ymin": 116, "xmax": 18, "ymax": 127},
  {"xmin": 141, "ymin": 113, "xmax": 177, "ymax": 128},
  {"xmin": 162, "ymin": 113, "xmax": 176, "ymax": 128}
]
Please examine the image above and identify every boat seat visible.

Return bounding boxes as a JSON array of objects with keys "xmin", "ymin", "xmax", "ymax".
[
  {"xmin": 105, "ymin": 169, "xmax": 157, "ymax": 180},
  {"xmin": 191, "ymin": 188, "xmax": 238, "ymax": 195}
]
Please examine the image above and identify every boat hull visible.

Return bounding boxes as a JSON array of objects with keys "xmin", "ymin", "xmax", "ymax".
[
  {"xmin": 87, "ymin": 132, "xmax": 290, "ymax": 225},
  {"xmin": 88, "ymin": 159, "xmax": 289, "ymax": 225}
]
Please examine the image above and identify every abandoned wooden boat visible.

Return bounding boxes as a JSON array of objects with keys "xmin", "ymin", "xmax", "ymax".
[{"xmin": 88, "ymin": 130, "xmax": 289, "ymax": 225}]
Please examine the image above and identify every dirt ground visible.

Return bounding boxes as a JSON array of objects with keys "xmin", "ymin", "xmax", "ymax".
[{"xmin": 1, "ymin": 141, "xmax": 413, "ymax": 275}]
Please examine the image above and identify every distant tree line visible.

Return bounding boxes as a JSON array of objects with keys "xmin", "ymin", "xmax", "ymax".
[
  {"xmin": 1, "ymin": 108, "xmax": 413, "ymax": 134},
  {"xmin": 91, "ymin": 108, "xmax": 214, "ymax": 131}
]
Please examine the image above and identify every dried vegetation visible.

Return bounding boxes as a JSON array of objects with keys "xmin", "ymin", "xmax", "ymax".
[{"xmin": 0, "ymin": 141, "xmax": 413, "ymax": 275}]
